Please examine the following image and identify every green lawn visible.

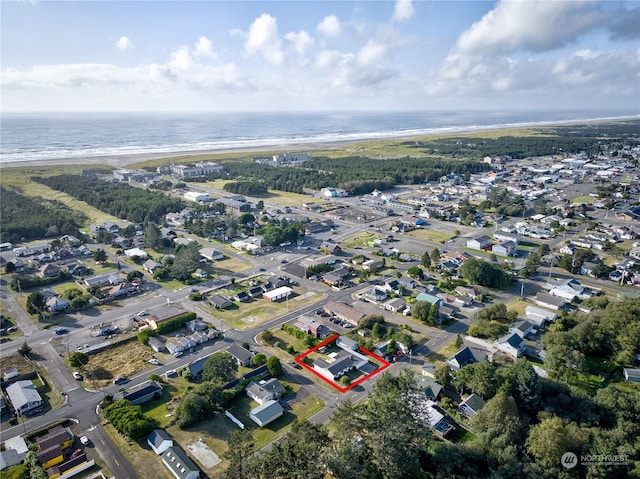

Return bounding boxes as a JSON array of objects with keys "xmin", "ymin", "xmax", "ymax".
[
  {"xmin": 406, "ymin": 229, "xmax": 455, "ymax": 244},
  {"xmin": 449, "ymin": 425, "xmax": 477, "ymax": 444}
]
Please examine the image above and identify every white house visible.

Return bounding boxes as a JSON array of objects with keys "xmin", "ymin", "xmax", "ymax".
[
  {"xmin": 147, "ymin": 429, "xmax": 174, "ymax": 455},
  {"xmin": 6, "ymin": 380, "xmax": 43, "ymax": 416},
  {"xmin": 494, "ymin": 332, "xmax": 526, "ymax": 358},
  {"xmin": 161, "ymin": 447, "xmax": 200, "ymax": 479}
]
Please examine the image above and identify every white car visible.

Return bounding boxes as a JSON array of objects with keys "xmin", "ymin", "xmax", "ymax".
[
  {"xmin": 137, "ymin": 310, "xmax": 148, "ymax": 317},
  {"xmin": 79, "ymin": 435, "xmax": 89, "ymax": 445},
  {"xmin": 165, "ymin": 369, "xmax": 177, "ymax": 377},
  {"xmin": 72, "ymin": 372, "xmax": 83, "ymax": 380},
  {"xmin": 148, "ymin": 358, "xmax": 161, "ymax": 365}
]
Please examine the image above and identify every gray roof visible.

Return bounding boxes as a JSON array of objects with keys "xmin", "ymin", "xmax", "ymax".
[
  {"xmin": 161, "ymin": 446, "xmax": 200, "ymax": 479},
  {"xmin": 226, "ymin": 343, "xmax": 253, "ymax": 364},
  {"xmin": 250, "ymin": 400, "xmax": 284, "ymax": 426},
  {"xmin": 461, "ymin": 393, "xmax": 486, "ymax": 413},
  {"xmin": 148, "ymin": 429, "xmax": 173, "ymax": 450},
  {"xmin": 6, "ymin": 380, "xmax": 42, "ymax": 412}
]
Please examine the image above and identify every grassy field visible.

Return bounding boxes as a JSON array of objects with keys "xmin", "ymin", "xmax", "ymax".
[
  {"xmin": 206, "ymin": 290, "xmax": 326, "ymax": 331},
  {"xmin": 341, "ymin": 231, "xmax": 382, "ymax": 248},
  {"xmin": 406, "ymin": 228, "xmax": 455, "ymax": 244},
  {"xmin": 426, "ymin": 342, "xmax": 459, "ymax": 367}
]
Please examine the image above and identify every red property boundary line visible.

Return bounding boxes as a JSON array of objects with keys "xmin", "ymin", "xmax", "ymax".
[{"xmin": 295, "ymin": 333, "xmax": 391, "ymax": 393}]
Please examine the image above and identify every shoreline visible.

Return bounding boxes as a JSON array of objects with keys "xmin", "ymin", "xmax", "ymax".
[{"xmin": 1, "ymin": 115, "xmax": 638, "ymax": 169}]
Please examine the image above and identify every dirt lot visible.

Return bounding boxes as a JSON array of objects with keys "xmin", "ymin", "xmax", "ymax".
[{"xmin": 79, "ymin": 337, "xmax": 163, "ymax": 389}]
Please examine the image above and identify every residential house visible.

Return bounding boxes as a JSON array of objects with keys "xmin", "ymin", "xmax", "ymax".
[
  {"xmin": 61, "ymin": 260, "xmax": 90, "ymax": 276},
  {"xmin": 362, "ymin": 259, "xmax": 384, "ymax": 271},
  {"xmin": 381, "ymin": 279, "xmax": 400, "ymax": 294},
  {"xmin": 46, "ymin": 296, "xmax": 70, "ymax": 313},
  {"xmin": 209, "ymin": 295, "xmax": 232, "ymax": 309},
  {"xmin": 295, "ymin": 315, "xmax": 323, "ymax": 338},
  {"xmin": 447, "ymin": 345, "xmax": 491, "ymax": 371},
  {"xmin": 415, "ymin": 376, "xmax": 443, "ymax": 401},
  {"xmin": 38, "ymin": 264, "xmax": 60, "ymax": 278},
  {"xmin": 362, "ymin": 287, "xmax": 387, "ymax": 303},
  {"xmin": 580, "ymin": 261, "xmax": 598, "ymax": 277},
  {"xmin": 397, "ymin": 276, "xmax": 417, "ymax": 289},
  {"xmin": 148, "ymin": 337, "xmax": 166, "ymax": 353},
  {"xmin": 148, "ymin": 429, "xmax": 174, "ymax": 455},
  {"xmin": 322, "ymin": 267, "xmax": 350, "ymax": 287},
  {"xmin": 623, "ymin": 368, "xmax": 640, "ymax": 383},
  {"xmin": 199, "ymin": 247, "xmax": 224, "ymax": 261},
  {"xmin": 143, "ymin": 259, "xmax": 161, "ymax": 274},
  {"xmin": 124, "ymin": 247, "xmax": 148, "ymax": 259},
  {"xmin": 495, "ymin": 332, "xmax": 526, "ymax": 359},
  {"xmin": 509, "ymin": 320, "xmax": 535, "ymax": 338},
  {"xmin": 383, "ymin": 297, "xmax": 406, "ymax": 313},
  {"xmin": 454, "ymin": 286, "xmax": 478, "ymax": 301},
  {"xmin": 226, "ymin": 343, "xmax": 253, "ymax": 367},
  {"xmin": 247, "ymin": 286, "xmax": 264, "ymax": 298},
  {"xmin": 249, "ymin": 400, "xmax": 284, "ymax": 427},
  {"xmin": 194, "ymin": 268, "xmax": 208, "ymax": 279},
  {"xmin": 493, "ymin": 231, "xmax": 522, "ymax": 244},
  {"xmin": 246, "ymin": 378, "xmax": 284, "ymax": 405},
  {"xmin": 121, "ymin": 380, "xmax": 163, "ymax": 406},
  {"xmin": 459, "ymin": 393, "xmax": 486, "ymax": 417},
  {"xmin": 161, "ymin": 446, "xmax": 200, "ymax": 479},
  {"xmin": 546, "ymin": 278, "xmax": 591, "ymax": 301},
  {"xmin": 108, "ymin": 282, "xmax": 136, "ymax": 299},
  {"xmin": 319, "ymin": 242, "xmax": 342, "ymax": 255},
  {"xmin": 233, "ymin": 291, "xmax": 249, "ymax": 302},
  {"xmin": 525, "ymin": 305, "xmax": 557, "ymax": 326},
  {"xmin": 6, "ymin": 380, "xmax": 43, "ymax": 416},
  {"xmin": 37, "ymin": 445, "xmax": 63, "ymax": 469},
  {"xmin": 466, "ymin": 235, "xmax": 492, "ymax": 250},
  {"xmin": 336, "ymin": 336, "xmax": 359, "ymax": 352},
  {"xmin": 492, "ymin": 240, "xmax": 517, "ymax": 257},
  {"xmin": 324, "ymin": 301, "xmax": 365, "ymax": 325},
  {"xmin": 534, "ymin": 292, "xmax": 566, "ymax": 311},
  {"xmin": 313, "ymin": 352, "xmax": 367, "ymax": 381},
  {"xmin": 35, "ymin": 425, "xmax": 73, "ymax": 452}
]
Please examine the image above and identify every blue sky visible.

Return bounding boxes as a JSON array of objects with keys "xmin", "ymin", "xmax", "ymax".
[{"xmin": 1, "ymin": 0, "xmax": 638, "ymax": 112}]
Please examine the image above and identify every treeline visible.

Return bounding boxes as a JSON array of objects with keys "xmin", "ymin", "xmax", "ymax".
[
  {"xmin": 405, "ymin": 121, "xmax": 640, "ymax": 160},
  {"xmin": 223, "ymin": 180, "xmax": 269, "ymax": 196},
  {"xmin": 220, "ymin": 156, "xmax": 489, "ymax": 194},
  {"xmin": 32, "ymin": 175, "xmax": 186, "ymax": 223},
  {"xmin": 0, "ymin": 187, "xmax": 84, "ymax": 243}
]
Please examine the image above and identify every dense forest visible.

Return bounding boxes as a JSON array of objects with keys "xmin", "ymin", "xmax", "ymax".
[
  {"xmin": 405, "ymin": 120, "xmax": 640, "ymax": 159},
  {"xmin": 220, "ymin": 156, "xmax": 490, "ymax": 194},
  {"xmin": 0, "ymin": 186, "xmax": 84, "ymax": 243},
  {"xmin": 32, "ymin": 175, "xmax": 186, "ymax": 224}
]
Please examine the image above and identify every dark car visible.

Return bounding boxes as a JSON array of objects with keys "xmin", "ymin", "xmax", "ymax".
[
  {"xmin": 55, "ymin": 327, "xmax": 68, "ymax": 335},
  {"xmin": 113, "ymin": 376, "xmax": 128, "ymax": 385}
]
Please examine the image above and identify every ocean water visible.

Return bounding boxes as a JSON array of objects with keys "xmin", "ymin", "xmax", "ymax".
[{"xmin": 0, "ymin": 110, "xmax": 637, "ymax": 164}]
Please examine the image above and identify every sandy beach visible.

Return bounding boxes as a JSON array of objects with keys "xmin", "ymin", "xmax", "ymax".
[{"xmin": 0, "ymin": 138, "xmax": 367, "ymax": 169}]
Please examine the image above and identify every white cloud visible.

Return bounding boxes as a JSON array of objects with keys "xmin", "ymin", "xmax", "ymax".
[
  {"xmin": 284, "ymin": 30, "xmax": 314, "ymax": 60},
  {"xmin": 392, "ymin": 0, "xmax": 415, "ymax": 22},
  {"xmin": 116, "ymin": 36, "xmax": 133, "ymax": 51},
  {"xmin": 245, "ymin": 13, "xmax": 283, "ymax": 64},
  {"xmin": 168, "ymin": 45, "xmax": 193, "ymax": 72},
  {"xmin": 356, "ymin": 39, "xmax": 387, "ymax": 66},
  {"xmin": 194, "ymin": 36, "xmax": 216, "ymax": 58},
  {"xmin": 317, "ymin": 15, "xmax": 341, "ymax": 38},
  {"xmin": 454, "ymin": 0, "xmax": 606, "ymax": 55}
]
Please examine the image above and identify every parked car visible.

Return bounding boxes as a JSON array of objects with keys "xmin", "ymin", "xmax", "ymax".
[
  {"xmin": 165, "ymin": 369, "xmax": 177, "ymax": 377},
  {"xmin": 148, "ymin": 358, "xmax": 161, "ymax": 365},
  {"xmin": 72, "ymin": 372, "xmax": 83, "ymax": 380},
  {"xmin": 137, "ymin": 310, "xmax": 148, "ymax": 317},
  {"xmin": 79, "ymin": 435, "xmax": 90, "ymax": 445},
  {"xmin": 173, "ymin": 351, "xmax": 184, "ymax": 358},
  {"xmin": 55, "ymin": 327, "xmax": 68, "ymax": 335},
  {"xmin": 113, "ymin": 376, "xmax": 128, "ymax": 385}
]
